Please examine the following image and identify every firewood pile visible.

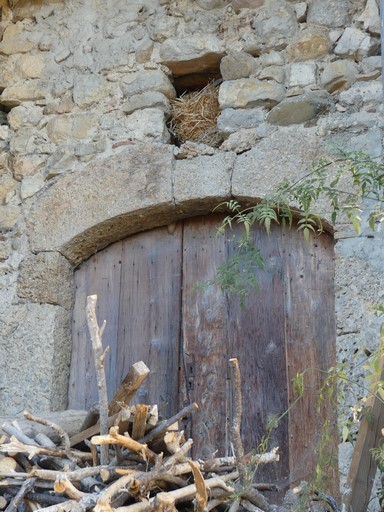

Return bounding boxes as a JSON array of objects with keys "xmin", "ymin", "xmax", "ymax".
[
  {"xmin": 0, "ymin": 389, "xmax": 279, "ymax": 512},
  {"xmin": 0, "ymin": 296, "xmax": 283, "ymax": 512},
  {"xmin": 0, "ymin": 295, "xmax": 292, "ymax": 512}
]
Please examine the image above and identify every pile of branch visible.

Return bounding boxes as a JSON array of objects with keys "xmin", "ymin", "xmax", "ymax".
[
  {"xmin": 0, "ymin": 375, "xmax": 279, "ymax": 512},
  {"xmin": 0, "ymin": 296, "xmax": 279, "ymax": 512}
]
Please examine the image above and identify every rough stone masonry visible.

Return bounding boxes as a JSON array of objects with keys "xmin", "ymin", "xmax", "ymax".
[{"xmin": 0, "ymin": 0, "xmax": 383, "ymax": 506}]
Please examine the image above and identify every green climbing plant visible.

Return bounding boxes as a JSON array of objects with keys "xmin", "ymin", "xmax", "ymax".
[{"xmin": 211, "ymin": 149, "xmax": 383, "ymax": 303}]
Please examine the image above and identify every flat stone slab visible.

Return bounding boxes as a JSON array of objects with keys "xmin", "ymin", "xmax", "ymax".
[{"xmin": 27, "ymin": 144, "xmax": 176, "ymax": 264}]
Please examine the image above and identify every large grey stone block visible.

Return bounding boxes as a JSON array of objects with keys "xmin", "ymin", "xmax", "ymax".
[
  {"xmin": 0, "ymin": 303, "xmax": 71, "ymax": 415},
  {"xmin": 27, "ymin": 145, "xmax": 175, "ymax": 264},
  {"xmin": 307, "ymin": 0, "xmax": 350, "ymax": 27},
  {"xmin": 121, "ymin": 70, "xmax": 176, "ymax": 99},
  {"xmin": 219, "ymin": 79, "xmax": 285, "ymax": 109},
  {"xmin": 159, "ymin": 35, "xmax": 225, "ymax": 76},
  {"xmin": 174, "ymin": 152, "xmax": 235, "ymax": 211},
  {"xmin": 232, "ymin": 127, "xmax": 323, "ymax": 200},
  {"xmin": 267, "ymin": 90, "xmax": 333, "ymax": 126},
  {"xmin": 218, "ymin": 107, "xmax": 266, "ymax": 133},
  {"xmin": 18, "ymin": 252, "xmax": 74, "ymax": 310}
]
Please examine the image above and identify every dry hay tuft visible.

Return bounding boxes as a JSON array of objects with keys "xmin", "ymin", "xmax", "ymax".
[{"xmin": 169, "ymin": 82, "xmax": 223, "ymax": 147}]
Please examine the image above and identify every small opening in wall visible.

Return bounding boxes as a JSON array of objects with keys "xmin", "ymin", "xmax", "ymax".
[
  {"xmin": 172, "ymin": 69, "xmax": 222, "ymax": 95},
  {"xmin": 168, "ymin": 75, "xmax": 223, "ymax": 148},
  {"xmin": 0, "ymin": 105, "xmax": 9, "ymax": 126}
]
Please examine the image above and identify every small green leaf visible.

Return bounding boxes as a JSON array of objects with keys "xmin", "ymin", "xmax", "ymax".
[
  {"xmin": 342, "ymin": 425, "xmax": 350, "ymax": 442},
  {"xmin": 352, "ymin": 218, "xmax": 361, "ymax": 234}
]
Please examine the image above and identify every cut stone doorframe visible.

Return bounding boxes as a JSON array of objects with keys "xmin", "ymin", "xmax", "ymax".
[{"xmin": 17, "ymin": 136, "xmax": 333, "ymax": 413}]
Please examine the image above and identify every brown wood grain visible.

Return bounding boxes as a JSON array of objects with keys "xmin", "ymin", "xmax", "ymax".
[
  {"xmin": 227, "ymin": 222, "xmax": 288, "ymax": 489},
  {"xmin": 283, "ymin": 227, "xmax": 338, "ymax": 494},
  {"xmin": 180, "ymin": 215, "xmax": 230, "ymax": 459},
  {"xmin": 345, "ymin": 327, "xmax": 384, "ymax": 511},
  {"xmin": 108, "ymin": 361, "xmax": 150, "ymax": 415},
  {"xmin": 68, "ymin": 242, "xmax": 123, "ymax": 409},
  {"xmin": 115, "ymin": 224, "xmax": 182, "ymax": 419}
]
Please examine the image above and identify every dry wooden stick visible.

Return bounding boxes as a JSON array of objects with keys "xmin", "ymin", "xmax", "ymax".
[
  {"xmin": 86, "ymin": 294, "xmax": 110, "ymax": 466},
  {"xmin": 151, "ymin": 492, "xmax": 177, "ymax": 512},
  {"xmin": 28, "ymin": 465, "xmax": 109, "ymax": 481},
  {"xmin": 69, "ymin": 412, "xmax": 120, "ymax": 447},
  {"xmin": 33, "ymin": 498, "xmax": 92, "ymax": 512},
  {"xmin": 5, "ymin": 487, "xmax": 67, "ymax": 506},
  {"xmin": 202, "ymin": 449, "xmax": 279, "ymax": 473},
  {"xmin": 5, "ymin": 477, "xmax": 36, "ymax": 512},
  {"xmin": 163, "ymin": 438, "xmax": 193, "ymax": 468},
  {"xmin": 241, "ymin": 500, "xmax": 264, "ymax": 512},
  {"xmin": 94, "ymin": 471, "xmax": 142, "ymax": 512},
  {"xmin": 24, "ymin": 411, "xmax": 72, "ymax": 460},
  {"xmin": 115, "ymin": 471, "xmax": 238, "ymax": 512},
  {"xmin": 240, "ymin": 489, "xmax": 270, "ymax": 511},
  {"xmin": 132, "ymin": 405, "xmax": 150, "ymax": 440},
  {"xmin": 109, "ymin": 362, "xmax": 150, "ymax": 415},
  {"xmin": 1, "ymin": 423, "xmax": 39, "ymax": 447},
  {"xmin": 188, "ymin": 460, "xmax": 207, "ymax": 512},
  {"xmin": 229, "ymin": 358, "xmax": 246, "ymax": 485},
  {"xmin": 92, "ymin": 426, "xmax": 157, "ymax": 463},
  {"xmin": 35, "ymin": 433, "xmax": 57, "ymax": 448},
  {"xmin": 0, "ymin": 437, "xmax": 92, "ymax": 462},
  {"xmin": 53, "ymin": 475, "xmax": 87, "ymax": 501},
  {"xmin": 140, "ymin": 403, "xmax": 198, "ymax": 444},
  {"xmin": 163, "ymin": 430, "xmax": 184, "ymax": 454},
  {"xmin": 162, "ymin": 448, "xmax": 279, "ymax": 482},
  {"xmin": 228, "ymin": 497, "xmax": 241, "ymax": 512}
]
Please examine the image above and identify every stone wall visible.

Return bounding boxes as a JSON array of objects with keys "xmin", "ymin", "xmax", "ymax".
[{"xmin": 0, "ymin": 0, "xmax": 383, "ymax": 504}]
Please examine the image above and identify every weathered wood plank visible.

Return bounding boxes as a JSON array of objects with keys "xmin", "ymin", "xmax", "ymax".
[
  {"xmin": 116, "ymin": 224, "xmax": 182, "ymax": 419},
  {"xmin": 69, "ymin": 213, "xmax": 337, "ymax": 497},
  {"xmin": 68, "ymin": 242, "xmax": 123, "ymax": 409},
  {"xmin": 283, "ymin": 227, "xmax": 338, "ymax": 493},
  {"xmin": 344, "ymin": 325, "xmax": 384, "ymax": 512},
  {"xmin": 227, "ymin": 222, "xmax": 288, "ymax": 489},
  {"xmin": 181, "ymin": 214, "xmax": 230, "ymax": 458}
]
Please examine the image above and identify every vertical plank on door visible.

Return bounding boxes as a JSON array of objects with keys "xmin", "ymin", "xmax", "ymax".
[
  {"xmin": 116, "ymin": 224, "xmax": 182, "ymax": 419},
  {"xmin": 227, "ymin": 223, "xmax": 289, "ymax": 487},
  {"xmin": 68, "ymin": 242, "xmax": 123, "ymax": 409},
  {"xmin": 181, "ymin": 214, "xmax": 230, "ymax": 458},
  {"xmin": 284, "ymin": 228, "xmax": 338, "ymax": 492}
]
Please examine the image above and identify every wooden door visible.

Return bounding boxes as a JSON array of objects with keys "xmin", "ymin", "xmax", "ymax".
[{"xmin": 68, "ymin": 214, "xmax": 336, "ymax": 490}]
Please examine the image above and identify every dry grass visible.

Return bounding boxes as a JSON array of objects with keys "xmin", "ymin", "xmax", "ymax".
[{"xmin": 169, "ymin": 82, "xmax": 223, "ymax": 147}]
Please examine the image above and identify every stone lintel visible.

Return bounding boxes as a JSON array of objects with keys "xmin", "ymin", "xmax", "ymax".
[
  {"xmin": 27, "ymin": 144, "xmax": 175, "ymax": 263},
  {"xmin": 26, "ymin": 139, "xmax": 338, "ymax": 266}
]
